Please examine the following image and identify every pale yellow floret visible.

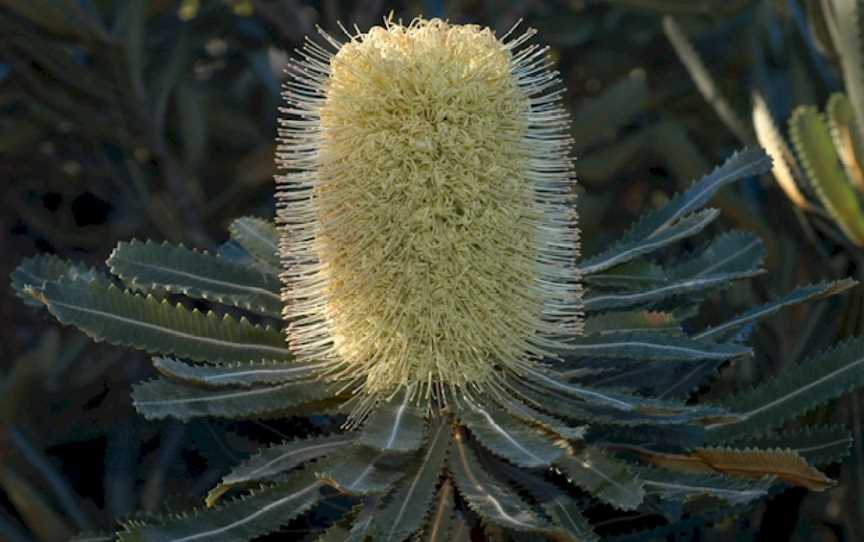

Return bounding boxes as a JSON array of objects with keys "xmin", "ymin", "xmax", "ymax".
[{"xmin": 276, "ymin": 18, "xmax": 581, "ymax": 412}]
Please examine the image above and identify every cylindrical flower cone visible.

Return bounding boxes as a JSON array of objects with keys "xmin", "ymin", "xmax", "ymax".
[{"xmin": 277, "ymin": 17, "xmax": 581, "ymax": 416}]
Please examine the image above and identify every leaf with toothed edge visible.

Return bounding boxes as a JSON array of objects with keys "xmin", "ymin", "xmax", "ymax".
[
  {"xmin": 32, "ymin": 275, "xmax": 292, "ymax": 364},
  {"xmin": 323, "ymin": 447, "xmax": 409, "ymax": 495},
  {"xmin": 693, "ymin": 279, "xmax": 857, "ymax": 342},
  {"xmin": 206, "ymin": 434, "xmax": 353, "ymax": 507},
  {"xmin": 634, "ymin": 447, "xmax": 834, "ymax": 491},
  {"xmin": 371, "ymin": 416, "xmax": 453, "ymax": 542},
  {"xmin": 108, "ymin": 240, "xmax": 283, "ymax": 317},
  {"xmin": 356, "ymin": 390, "xmax": 427, "ymax": 453},
  {"xmin": 456, "ymin": 400, "xmax": 564, "ymax": 468},
  {"xmin": 635, "ymin": 466, "xmax": 772, "ymax": 505},
  {"xmin": 578, "ymin": 148, "xmax": 772, "ymax": 275},
  {"xmin": 668, "ymin": 231, "xmax": 765, "ymax": 280},
  {"xmin": 494, "ymin": 394, "xmax": 587, "ymax": 441},
  {"xmin": 789, "ymin": 105, "xmax": 864, "ymax": 246},
  {"xmin": 578, "ymin": 208, "xmax": 719, "ymax": 276},
  {"xmin": 566, "ymin": 331, "xmax": 752, "ymax": 361},
  {"xmin": 484, "ymin": 453, "xmax": 599, "ymax": 542},
  {"xmin": 449, "ymin": 430, "xmax": 553, "ymax": 534},
  {"xmin": 706, "ymin": 337, "xmax": 864, "ymax": 443},
  {"xmin": 583, "ymin": 270, "xmax": 762, "ymax": 313},
  {"xmin": 421, "ymin": 480, "xmax": 458, "ymax": 542},
  {"xmin": 11, "ymin": 254, "xmax": 105, "ymax": 307},
  {"xmin": 738, "ymin": 425, "xmax": 853, "ymax": 468},
  {"xmin": 555, "ymin": 447, "xmax": 645, "ymax": 510},
  {"xmin": 117, "ymin": 473, "xmax": 323, "ymax": 542},
  {"xmin": 132, "ymin": 377, "xmax": 339, "ymax": 421},
  {"xmin": 229, "ymin": 217, "xmax": 281, "ymax": 272},
  {"xmin": 153, "ymin": 357, "xmax": 328, "ymax": 388}
]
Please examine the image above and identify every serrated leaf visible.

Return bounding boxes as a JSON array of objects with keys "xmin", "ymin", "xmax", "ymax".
[
  {"xmin": 826, "ymin": 93, "xmax": 864, "ymax": 192},
  {"xmin": 449, "ymin": 430, "xmax": 553, "ymax": 533},
  {"xmin": 579, "ymin": 148, "xmax": 771, "ymax": 275},
  {"xmin": 790, "ymin": 105, "xmax": 864, "ymax": 245},
  {"xmin": 694, "ymin": 279, "xmax": 857, "ymax": 341},
  {"xmin": 323, "ymin": 447, "xmax": 407, "ymax": 495},
  {"xmin": 634, "ymin": 447, "xmax": 834, "ymax": 491},
  {"xmin": 421, "ymin": 480, "xmax": 457, "ymax": 542},
  {"xmin": 556, "ymin": 447, "xmax": 645, "ymax": 510},
  {"xmin": 583, "ymin": 310, "xmax": 681, "ymax": 336},
  {"xmin": 668, "ymin": 231, "xmax": 765, "ymax": 280},
  {"xmin": 132, "ymin": 378, "xmax": 338, "ymax": 421},
  {"xmin": 34, "ymin": 276, "xmax": 292, "ymax": 364},
  {"xmin": 11, "ymin": 254, "xmax": 103, "ymax": 307},
  {"xmin": 356, "ymin": 390, "xmax": 427, "ymax": 453},
  {"xmin": 739, "ymin": 425, "xmax": 852, "ymax": 467},
  {"xmin": 706, "ymin": 336, "xmax": 864, "ymax": 442},
  {"xmin": 456, "ymin": 400, "xmax": 563, "ymax": 468},
  {"xmin": 637, "ymin": 466, "xmax": 771, "ymax": 505},
  {"xmin": 578, "ymin": 209, "xmax": 719, "ymax": 276},
  {"xmin": 118, "ymin": 475, "xmax": 323, "ymax": 542},
  {"xmin": 229, "ymin": 217, "xmax": 280, "ymax": 272},
  {"xmin": 108, "ymin": 240, "xmax": 283, "ymax": 317},
  {"xmin": 567, "ymin": 331, "xmax": 751, "ymax": 362},
  {"xmin": 583, "ymin": 261, "xmax": 668, "ymax": 290},
  {"xmin": 485, "ymin": 455, "xmax": 598, "ymax": 542},
  {"xmin": 584, "ymin": 270, "xmax": 760, "ymax": 312},
  {"xmin": 207, "ymin": 434, "xmax": 353, "ymax": 506},
  {"xmin": 154, "ymin": 357, "xmax": 328, "ymax": 388},
  {"xmin": 372, "ymin": 416, "xmax": 452, "ymax": 541},
  {"xmin": 494, "ymin": 395, "xmax": 587, "ymax": 441},
  {"xmin": 518, "ymin": 367, "xmax": 731, "ymax": 426}
]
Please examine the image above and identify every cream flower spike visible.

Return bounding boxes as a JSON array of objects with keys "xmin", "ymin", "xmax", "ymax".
[{"xmin": 276, "ymin": 16, "xmax": 581, "ymax": 418}]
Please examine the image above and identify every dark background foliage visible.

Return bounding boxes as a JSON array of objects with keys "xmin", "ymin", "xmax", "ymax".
[{"xmin": 2, "ymin": 0, "xmax": 862, "ymax": 540}]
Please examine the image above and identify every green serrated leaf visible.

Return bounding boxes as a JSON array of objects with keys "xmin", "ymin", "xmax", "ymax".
[
  {"xmin": 584, "ymin": 269, "xmax": 760, "ymax": 312},
  {"xmin": 485, "ymin": 454, "xmax": 598, "ymax": 542},
  {"xmin": 323, "ymin": 447, "xmax": 408, "ymax": 495},
  {"xmin": 790, "ymin": 105, "xmax": 864, "ymax": 245},
  {"xmin": 556, "ymin": 447, "xmax": 646, "ymax": 511},
  {"xmin": 579, "ymin": 209, "xmax": 719, "ymax": 276},
  {"xmin": 693, "ymin": 279, "xmax": 857, "ymax": 341},
  {"xmin": 208, "ymin": 434, "xmax": 352, "ymax": 506},
  {"xmin": 154, "ymin": 357, "xmax": 327, "ymax": 388},
  {"xmin": 826, "ymin": 93, "xmax": 864, "ymax": 193},
  {"xmin": 567, "ymin": 331, "xmax": 751, "ymax": 362},
  {"xmin": 494, "ymin": 394, "xmax": 587, "ymax": 441},
  {"xmin": 355, "ymin": 391, "xmax": 427, "ymax": 453},
  {"xmin": 372, "ymin": 416, "xmax": 452, "ymax": 542},
  {"xmin": 36, "ymin": 276, "xmax": 291, "ymax": 364},
  {"xmin": 579, "ymin": 148, "xmax": 771, "ymax": 275},
  {"xmin": 420, "ymin": 480, "xmax": 457, "ymax": 542},
  {"xmin": 637, "ymin": 466, "xmax": 771, "ymax": 505},
  {"xmin": 456, "ymin": 400, "xmax": 563, "ymax": 468},
  {"xmin": 669, "ymin": 231, "xmax": 765, "ymax": 280},
  {"xmin": 449, "ymin": 431, "xmax": 552, "ymax": 533},
  {"xmin": 132, "ymin": 377, "xmax": 338, "ymax": 421},
  {"xmin": 11, "ymin": 254, "xmax": 103, "ymax": 307},
  {"xmin": 229, "ymin": 217, "xmax": 280, "ymax": 272},
  {"xmin": 108, "ymin": 240, "xmax": 283, "ymax": 318},
  {"xmin": 118, "ymin": 475, "xmax": 323, "ymax": 542},
  {"xmin": 706, "ymin": 336, "xmax": 864, "ymax": 442}
]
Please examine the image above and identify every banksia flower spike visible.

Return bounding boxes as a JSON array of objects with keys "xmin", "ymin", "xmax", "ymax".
[
  {"xmin": 277, "ymin": 17, "xmax": 582, "ymax": 413},
  {"xmin": 16, "ymin": 14, "xmax": 864, "ymax": 542}
]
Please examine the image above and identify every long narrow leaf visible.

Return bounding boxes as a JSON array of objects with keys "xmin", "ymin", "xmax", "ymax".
[
  {"xmin": 33, "ymin": 276, "xmax": 292, "ymax": 364},
  {"xmin": 108, "ymin": 240, "xmax": 283, "ymax": 317}
]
